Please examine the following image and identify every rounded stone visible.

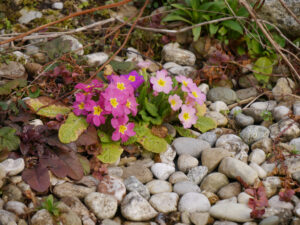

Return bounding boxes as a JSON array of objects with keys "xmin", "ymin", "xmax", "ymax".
[
  {"xmin": 146, "ymin": 180, "xmax": 172, "ymax": 194},
  {"xmin": 177, "ymin": 154, "xmax": 198, "ymax": 173},
  {"xmin": 209, "ymin": 101, "xmax": 229, "ymax": 113},
  {"xmin": 249, "ymin": 149, "xmax": 266, "ymax": 165},
  {"xmin": 240, "ymin": 125, "xmax": 270, "ymax": 145},
  {"xmin": 168, "ymin": 171, "xmax": 188, "ymax": 184},
  {"xmin": 124, "ymin": 176, "xmax": 150, "ymax": 200},
  {"xmin": 149, "ymin": 192, "xmax": 179, "ymax": 213},
  {"xmin": 53, "ymin": 182, "xmax": 95, "ymax": 199},
  {"xmin": 151, "ymin": 163, "xmax": 175, "ymax": 180},
  {"xmin": 173, "ymin": 181, "xmax": 200, "ymax": 195},
  {"xmin": 217, "ymin": 182, "xmax": 241, "ymax": 199},
  {"xmin": 187, "ymin": 166, "xmax": 208, "ymax": 185},
  {"xmin": 273, "ymin": 106, "xmax": 290, "ymax": 121},
  {"xmin": 201, "ymin": 148, "xmax": 232, "ymax": 172},
  {"xmin": 200, "ymin": 172, "xmax": 229, "ymax": 193},
  {"xmin": 207, "ymin": 87, "xmax": 237, "ymax": 104},
  {"xmin": 178, "ymin": 192, "xmax": 211, "ymax": 213},
  {"xmin": 235, "ymin": 113, "xmax": 254, "ymax": 128},
  {"xmin": 172, "ymin": 137, "xmax": 210, "ymax": 158},
  {"xmin": 97, "ymin": 176, "xmax": 126, "ymax": 202}
]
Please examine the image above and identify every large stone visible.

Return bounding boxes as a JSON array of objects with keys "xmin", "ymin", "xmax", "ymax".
[
  {"xmin": 205, "ymin": 111, "xmax": 228, "ymax": 126},
  {"xmin": 84, "ymin": 192, "xmax": 118, "ymax": 219},
  {"xmin": 163, "ymin": 62, "xmax": 196, "ymax": 76},
  {"xmin": 122, "ymin": 164, "xmax": 153, "ymax": 184},
  {"xmin": 173, "ymin": 181, "xmax": 200, "ymax": 195},
  {"xmin": 200, "ymin": 172, "xmax": 229, "ymax": 193},
  {"xmin": 178, "ymin": 192, "xmax": 211, "ymax": 213},
  {"xmin": 121, "ymin": 192, "xmax": 158, "ymax": 221},
  {"xmin": 162, "ymin": 43, "xmax": 196, "ymax": 66},
  {"xmin": 177, "ymin": 154, "xmax": 198, "ymax": 173},
  {"xmin": 172, "ymin": 137, "xmax": 210, "ymax": 158},
  {"xmin": 60, "ymin": 196, "xmax": 93, "ymax": 221},
  {"xmin": 218, "ymin": 157, "xmax": 258, "ymax": 185},
  {"xmin": 146, "ymin": 180, "xmax": 172, "ymax": 194},
  {"xmin": 270, "ymin": 118, "xmax": 300, "ymax": 141},
  {"xmin": 240, "ymin": 125, "xmax": 270, "ymax": 145},
  {"xmin": 0, "ymin": 158, "xmax": 25, "ymax": 176},
  {"xmin": 201, "ymin": 148, "xmax": 232, "ymax": 172},
  {"xmin": 187, "ymin": 166, "xmax": 208, "ymax": 185},
  {"xmin": 53, "ymin": 182, "xmax": 95, "ymax": 199},
  {"xmin": 97, "ymin": 175, "xmax": 126, "ymax": 202},
  {"xmin": 151, "ymin": 163, "xmax": 175, "ymax": 180},
  {"xmin": 85, "ymin": 52, "xmax": 109, "ymax": 67},
  {"xmin": 216, "ymin": 134, "xmax": 249, "ymax": 154},
  {"xmin": 217, "ymin": 182, "xmax": 241, "ymax": 199},
  {"xmin": 272, "ymin": 78, "xmax": 296, "ymax": 102},
  {"xmin": 149, "ymin": 192, "xmax": 179, "ymax": 213},
  {"xmin": 290, "ymin": 137, "xmax": 300, "ymax": 151},
  {"xmin": 124, "ymin": 176, "xmax": 150, "ymax": 200},
  {"xmin": 31, "ymin": 209, "xmax": 54, "ymax": 225},
  {"xmin": 209, "ymin": 203, "xmax": 253, "ymax": 222},
  {"xmin": 4, "ymin": 201, "xmax": 27, "ymax": 216},
  {"xmin": 207, "ymin": 87, "xmax": 237, "ymax": 104}
]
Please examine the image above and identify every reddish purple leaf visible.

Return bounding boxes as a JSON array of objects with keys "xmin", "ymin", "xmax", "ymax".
[
  {"xmin": 279, "ymin": 189, "xmax": 295, "ymax": 202},
  {"xmin": 22, "ymin": 163, "xmax": 50, "ymax": 192}
]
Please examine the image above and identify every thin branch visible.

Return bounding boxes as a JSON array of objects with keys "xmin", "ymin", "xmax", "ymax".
[
  {"xmin": 278, "ymin": 0, "xmax": 300, "ymax": 25},
  {"xmin": 239, "ymin": 0, "xmax": 300, "ymax": 82},
  {"xmin": 0, "ymin": 0, "xmax": 132, "ymax": 46}
]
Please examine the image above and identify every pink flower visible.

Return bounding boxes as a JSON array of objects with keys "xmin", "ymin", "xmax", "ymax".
[
  {"xmin": 137, "ymin": 61, "xmax": 151, "ymax": 69},
  {"xmin": 176, "ymin": 75, "xmax": 193, "ymax": 92},
  {"xmin": 73, "ymin": 93, "xmax": 89, "ymax": 116},
  {"xmin": 178, "ymin": 104, "xmax": 198, "ymax": 128},
  {"xmin": 185, "ymin": 96, "xmax": 196, "ymax": 107},
  {"xmin": 122, "ymin": 71, "xmax": 144, "ymax": 90},
  {"xmin": 111, "ymin": 116, "xmax": 136, "ymax": 142},
  {"xmin": 102, "ymin": 89, "xmax": 126, "ymax": 117},
  {"xmin": 75, "ymin": 79, "xmax": 103, "ymax": 92},
  {"xmin": 125, "ymin": 96, "xmax": 138, "ymax": 116},
  {"xmin": 109, "ymin": 75, "xmax": 134, "ymax": 96},
  {"xmin": 150, "ymin": 70, "xmax": 173, "ymax": 94},
  {"xmin": 187, "ymin": 83, "xmax": 206, "ymax": 105},
  {"xmin": 85, "ymin": 100, "xmax": 106, "ymax": 126},
  {"xmin": 168, "ymin": 94, "xmax": 182, "ymax": 111}
]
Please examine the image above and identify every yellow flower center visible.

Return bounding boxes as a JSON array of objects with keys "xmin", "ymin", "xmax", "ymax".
[
  {"xmin": 192, "ymin": 91, "xmax": 198, "ymax": 98},
  {"xmin": 183, "ymin": 112, "xmax": 190, "ymax": 121},
  {"xmin": 119, "ymin": 125, "xmax": 127, "ymax": 134},
  {"xmin": 79, "ymin": 102, "xmax": 85, "ymax": 109},
  {"xmin": 93, "ymin": 106, "xmax": 103, "ymax": 116},
  {"xmin": 128, "ymin": 76, "xmax": 136, "ymax": 82},
  {"xmin": 110, "ymin": 98, "xmax": 118, "ymax": 108},
  {"xmin": 117, "ymin": 82, "xmax": 125, "ymax": 91},
  {"xmin": 157, "ymin": 79, "xmax": 166, "ymax": 87},
  {"xmin": 126, "ymin": 100, "xmax": 131, "ymax": 108},
  {"xmin": 183, "ymin": 80, "xmax": 188, "ymax": 86},
  {"xmin": 171, "ymin": 99, "xmax": 176, "ymax": 106}
]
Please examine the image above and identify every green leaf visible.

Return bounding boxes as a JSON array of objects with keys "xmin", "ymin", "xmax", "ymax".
[
  {"xmin": 192, "ymin": 26, "xmax": 201, "ymax": 41},
  {"xmin": 0, "ymin": 101, "xmax": 9, "ymax": 110},
  {"xmin": 135, "ymin": 124, "xmax": 168, "ymax": 153},
  {"xmin": 144, "ymin": 98, "xmax": 159, "ymax": 117},
  {"xmin": 0, "ymin": 79, "xmax": 27, "ymax": 95},
  {"xmin": 25, "ymin": 96, "xmax": 71, "ymax": 118},
  {"xmin": 222, "ymin": 20, "xmax": 243, "ymax": 34},
  {"xmin": 174, "ymin": 126, "xmax": 197, "ymax": 138},
  {"xmin": 29, "ymin": 87, "xmax": 40, "ymax": 98},
  {"xmin": 97, "ymin": 142, "xmax": 123, "ymax": 164},
  {"xmin": 253, "ymin": 57, "xmax": 273, "ymax": 83},
  {"xmin": 162, "ymin": 14, "xmax": 193, "ymax": 24},
  {"xmin": 218, "ymin": 26, "xmax": 227, "ymax": 36},
  {"xmin": 193, "ymin": 116, "xmax": 217, "ymax": 133},
  {"xmin": 209, "ymin": 24, "xmax": 219, "ymax": 36},
  {"xmin": 171, "ymin": 4, "xmax": 192, "ymax": 17},
  {"xmin": 97, "ymin": 130, "xmax": 112, "ymax": 143},
  {"xmin": 109, "ymin": 60, "xmax": 136, "ymax": 74},
  {"xmin": 0, "ymin": 127, "xmax": 20, "ymax": 152},
  {"xmin": 58, "ymin": 113, "xmax": 89, "ymax": 144},
  {"xmin": 236, "ymin": 7, "xmax": 249, "ymax": 17}
]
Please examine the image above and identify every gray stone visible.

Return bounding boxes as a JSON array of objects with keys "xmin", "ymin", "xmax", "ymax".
[
  {"xmin": 269, "ymin": 118, "xmax": 300, "ymax": 141},
  {"xmin": 31, "ymin": 209, "xmax": 54, "ymax": 225},
  {"xmin": 121, "ymin": 192, "xmax": 158, "ymax": 221},
  {"xmin": 190, "ymin": 212, "xmax": 210, "ymax": 225},
  {"xmin": 0, "ymin": 61, "xmax": 26, "ymax": 80},
  {"xmin": 249, "ymin": 162, "xmax": 267, "ymax": 179},
  {"xmin": 230, "ymin": 106, "xmax": 242, "ymax": 116},
  {"xmin": 240, "ymin": 125, "xmax": 270, "ymax": 145},
  {"xmin": 235, "ymin": 113, "xmax": 254, "ymax": 127},
  {"xmin": 198, "ymin": 132, "xmax": 217, "ymax": 147},
  {"xmin": 272, "ymin": 78, "xmax": 295, "ymax": 102},
  {"xmin": 239, "ymin": 74, "xmax": 259, "ymax": 88},
  {"xmin": 249, "ymin": 149, "xmax": 266, "ymax": 165},
  {"xmin": 173, "ymin": 181, "xmax": 200, "ymax": 195},
  {"xmin": 5, "ymin": 201, "xmax": 27, "ymax": 216},
  {"xmin": 293, "ymin": 101, "xmax": 300, "ymax": 116},
  {"xmin": 236, "ymin": 87, "xmax": 258, "ymax": 100},
  {"xmin": 200, "ymin": 172, "xmax": 229, "ymax": 193},
  {"xmin": 290, "ymin": 138, "xmax": 300, "ymax": 151},
  {"xmin": 56, "ymin": 202, "xmax": 82, "ymax": 225},
  {"xmin": 252, "ymin": 138, "xmax": 272, "ymax": 154},
  {"xmin": 187, "ymin": 166, "xmax": 208, "ymax": 184},
  {"xmin": 122, "ymin": 164, "xmax": 153, "ymax": 184},
  {"xmin": 2, "ymin": 184, "xmax": 23, "ymax": 202},
  {"xmin": 84, "ymin": 192, "xmax": 118, "ymax": 219},
  {"xmin": 209, "ymin": 101, "xmax": 229, "ymax": 113},
  {"xmin": 219, "ymin": 157, "xmax": 258, "ymax": 185},
  {"xmin": 149, "ymin": 192, "xmax": 179, "ymax": 213},
  {"xmin": 52, "ymin": 2, "xmax": 63, "ymax": 10},
  {"xmin": 53, "ymin": 182, "xmax": 95, "ymax": 199},
  {"xmin": 168, "ymin": 171, "xmax": 188, "ymax": 184},
  {"xmin": 159, "ymin": 145, "xmax": 176, "ymax": 167},
  {"xmin": 268, "ymin": 195, "xmax": 293, "ymax": 210},
  {"xmin": 178, "ymin": 192, "xmax": 211, "ymax": 212},
  {"xmin": 18, "ymin": 8, "xmax": 42, "ymax": 24},
  {"xmin": 216, "ymin": 134, "xmax": 249, "ymax": 154},
  {"xmin": 205, "ymin": 111, "xmax": 228, "ymax": 126},
  {"xmin": 146, "ymin": 180, "xmax": 172, "ymax": 194},
  {"xmin": 162, "ymin": 43, "xmax": 196, "ymax": 66},
  {"xmin": 250, "ymin": 101, "xmax": 277, "ymax": 111},
  {"xmin": 218, "ymin": 182, "xmax": 241, "ymax": 199},
  {"xmin": 238, "ymin": 192, "xmax": 253, "ymax": 205},
  {"xmin": 172, "ymin": 137, "xmax": 210, "ymax": 158},
  {"xmin": 85, "ymin": 52, "xmax": 108, "ymax": 67},
  {"xmin": 207, "ymin": 87, "xmax": 237, "ymax": 104},
  {"xmin": 198, "ymin": 83, "xmax": 209, "ymax": 95},
  {"xmin": 273, "ymin": 106, "xmax": 290, "ymax": 121},
  {"xmin": 124, "ymin": 176, "xmax": 150, "ymax": 200},
  {"xmin": 177, "ymin": 154, "xmax": 198, "ymax": 173},
  {"xmin": 163, "ymin": 62, "xmax": 196, "ymax": 76},
  {"xmin": 151, "ymin": 163, "xmax": 175, "ymax": 180},
  {"xmin": 0, "ymin": 158, "xmax": 25, "ymax": 176},
  {"xmin": 126, "ymin": 47, "xmax": 143, "ymax": 62},
  {"xmin": 259, "ymin": 216, "xmax": 280, "ymax": 225},
  {"xmin": 209, "ymin": 203, "xmax": 253, "ymax": 222},
  {"xmin": 201, "ymin": 148, "xmax": 232, "ymax": 172}
]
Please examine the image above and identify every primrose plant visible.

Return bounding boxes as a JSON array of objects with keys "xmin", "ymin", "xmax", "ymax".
[{"xmin": 72, "ymin": 62, "xmax": 206, "ymax": 143}]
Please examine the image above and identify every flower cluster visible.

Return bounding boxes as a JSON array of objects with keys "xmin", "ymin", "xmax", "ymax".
[
  {"xmin": 73, "ymin": 71, "xmax": 144, "ymax": 142},
  {"xmin": 150, "ymin": 71, "xmax": 206, "ymax": 129}
]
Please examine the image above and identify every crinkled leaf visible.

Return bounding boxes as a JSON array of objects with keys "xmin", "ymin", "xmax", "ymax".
[
  {"xmin": 22, "ymin": 163, "xmax": 50, "ymax": 192},
  {"xmin": 25, "ymin": 96, "xmax": 71, "ymax": 118},
  {"xmin": 40, "ymin": 152, "xmax": 68, "ymax": 178},
  {"xmin": 0, "ymin": 127, "xmax": 20, "ymax": 151},
  {"xmin": 253, "ymin": 57, "xmax": 273, "ymax": 83},
  {"xmin": 97, "ymin": 142, "xmax": 123, "ymax": 164},
  {"xmin": 58, "ymin": 113, "xmax": 88, "ymax": 144},
  {"xmin": 0, "ymin": 79, "xmax": 27, "ymax": 95},
  {"xmin": 193, "ymin": 116, "xmax": 217, "ymax": 133},
  {"xmin": 174, "ymin": 126, "xmax": 197, "ymax": 138}
]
